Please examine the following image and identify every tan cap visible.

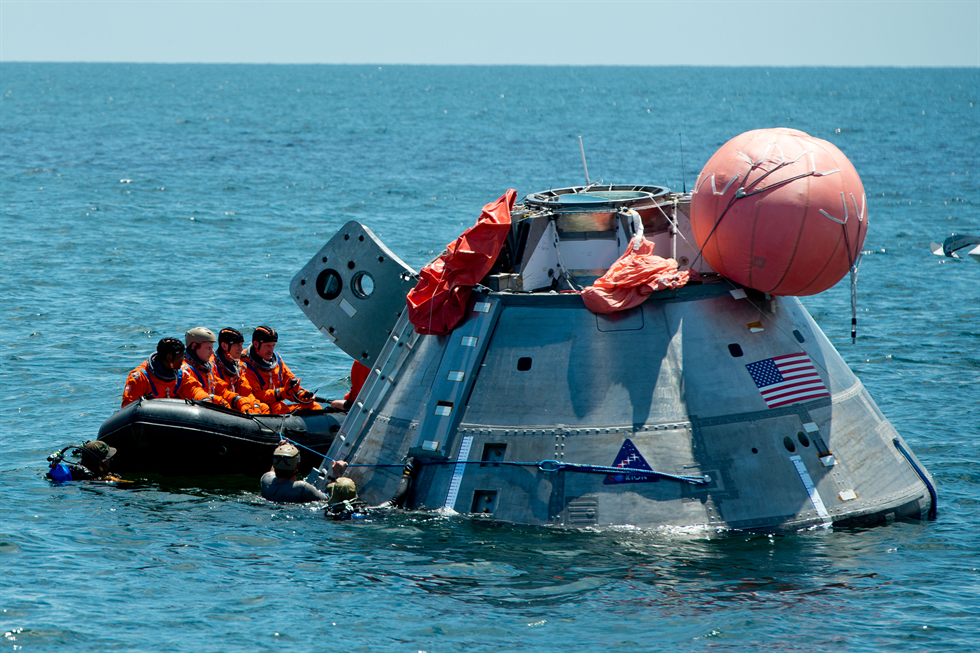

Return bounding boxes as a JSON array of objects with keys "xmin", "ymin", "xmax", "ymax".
[
  {"xmin": 326, "ymin": 477, "xmax": 358, "ymax": 504},
  {"xmin": 83, "ymin": 440, "xmax": 117, "ymax": 461},
  {"xmin": 272, "ymin": 443, "xmax": 300, "ymax": 472},
  {"xmin": 185, "ymin": 327, "xmax": 217, "ymax": 347},
  {"xmin": 80, "ymin": 440, "xmax": 117, "ymax": 474}
]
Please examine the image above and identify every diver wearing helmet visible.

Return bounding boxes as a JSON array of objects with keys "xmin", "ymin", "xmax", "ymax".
[
  {"xmin": 122, "ymin": 337, "xmax": 200, "ymax": 407},
  {"xmin": 180, "ymin": 327, "xmax": 232, "ymax": 409},
  {"xmin": 243, "ymin": 326, "xmax": 322, "ymax": 413},
  {"xmin": 212, "ymin": 327, "xmax": 270, "ymax": 414},
  {"xmin": 260, "ymin": 442, "xmax": 356, "ymax": 505},
  {"xmin": 47, "ymin": 441, "xmax": 122, "ymax": 483}
]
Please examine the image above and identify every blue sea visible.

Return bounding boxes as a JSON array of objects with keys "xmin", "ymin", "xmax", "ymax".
[{"xmin": 1, "ymin": 64, "xmax": 978, "ymax": 652}]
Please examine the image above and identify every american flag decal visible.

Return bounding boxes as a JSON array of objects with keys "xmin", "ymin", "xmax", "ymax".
[{"xmin": 745, "ymin": 353, "xmax": 830, "ymax": 408}]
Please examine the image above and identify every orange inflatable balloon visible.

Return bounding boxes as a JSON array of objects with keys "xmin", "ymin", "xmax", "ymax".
[{"xmin": 690, "ymin": 128, "xmax": 867, "ymax": 296}]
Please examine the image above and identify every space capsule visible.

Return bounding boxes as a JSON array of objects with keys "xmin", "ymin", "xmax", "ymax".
[{"xmin": 290, "ymin": 130, "xmax": 935, "ymax": 530}]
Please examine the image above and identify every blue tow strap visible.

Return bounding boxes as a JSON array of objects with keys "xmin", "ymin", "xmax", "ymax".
[{"xmin": 284, "ymin": 438, "xmax": 709, "ymax": 486}]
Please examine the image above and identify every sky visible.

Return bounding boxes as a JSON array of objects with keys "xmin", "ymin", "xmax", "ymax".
[{"xmin": 0, "ymin": 0, "xmax": 978, "ymax": 66}]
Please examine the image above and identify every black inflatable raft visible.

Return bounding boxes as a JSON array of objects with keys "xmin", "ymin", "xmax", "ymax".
[{"xmin": 97, "ymin": 398, "xmax": 341, "ymax": 477}]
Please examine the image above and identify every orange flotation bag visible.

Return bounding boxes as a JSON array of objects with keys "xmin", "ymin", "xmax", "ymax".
[{"xmin": 690, "ymin": 128, "xmax": 867, "ymax": 296}]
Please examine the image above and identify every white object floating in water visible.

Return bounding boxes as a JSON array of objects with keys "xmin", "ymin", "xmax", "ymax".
[{"xmin": 931, "ymin": 235, "xmax": 980, "ymax": 263}]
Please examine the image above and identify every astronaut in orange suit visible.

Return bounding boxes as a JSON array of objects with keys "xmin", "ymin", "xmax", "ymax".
[
  {"xmin": 242, "ymin": 326, "xmax": 322, "ymax": 413},
  {"xmin": 212, "ymin": 327, "xmax": 269, "ymax": 414},
  {"xmin": 179, "ymin": 327, "xmax": 232, "ymax": 409},
  {"xmin": 122, "ymin": 338, "xmax": 198, "ymax": 407}
]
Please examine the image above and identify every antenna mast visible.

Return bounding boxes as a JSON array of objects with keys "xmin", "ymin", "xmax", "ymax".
[
  {"xmin": 679, "ymin": 133, "xmax": 687, "ymax": 193},
  {"xmin": 578, "ymin": 136, "xmax": 591, "ymax": 185}
]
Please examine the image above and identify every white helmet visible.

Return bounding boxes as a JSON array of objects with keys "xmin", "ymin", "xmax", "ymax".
[{"xmin": 185, "ymin": 327, "xmax": 217, "ymax": 347}]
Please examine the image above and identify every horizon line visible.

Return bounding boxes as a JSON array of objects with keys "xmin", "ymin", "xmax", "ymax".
[{"xmin": 2, "ymin": 61, "xmax": 976, "ymax": 69}]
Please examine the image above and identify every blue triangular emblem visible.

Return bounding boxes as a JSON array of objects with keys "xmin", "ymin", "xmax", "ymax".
[{"xmin": 604, "ymin": 438, "xmax": 659, "ymax": 485}]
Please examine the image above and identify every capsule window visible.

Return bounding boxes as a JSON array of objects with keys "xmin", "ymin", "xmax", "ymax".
[
  {"xmin": 728, "ymin": 344, "xmax": 743, "ymax": 357},
  {"xmin": 351, "ymin": 271, "xmax": 375, "ymax": 299},
  {"xmin": 517, "ymin": 357, "xmax": 532, "ymax": 371},
  {"xmin": 797, "ymin": 431, "xmax": 810, "ymax": 447},
  {"xmin": 783, "ymin": 436, "xmax": 797, "ymax": 453},
  {"xmin": 793, "ymin": 329, "xmax": 806, "ymax": 343},
  {"xmin": 316, "ymin": 269, "xmax": 342, "ymax": 301}
]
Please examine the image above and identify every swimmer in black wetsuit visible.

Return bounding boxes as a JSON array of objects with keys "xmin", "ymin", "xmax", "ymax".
[{"xmin": 260, "ymin": 441, "xmax": 357, "ymax": 505}]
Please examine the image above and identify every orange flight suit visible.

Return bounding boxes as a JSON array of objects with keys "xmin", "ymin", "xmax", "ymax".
[
  {"xmin": 122, "ymin": 357, "xmax": 198, "ymax": 408},
  {"xmin": 242, "ymin": 349, "xmax": 322, "ymax": 413},
  {"xmin": 213, "ymin": 353, "xmax": 270, "ymax": 414},
  {"xmin": 180, "ymin": 354, "xmax": 231, "ymax": 409}
]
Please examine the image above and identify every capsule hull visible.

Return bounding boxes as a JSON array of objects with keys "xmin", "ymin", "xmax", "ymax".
[{"xmin": 332, "ymin": 286, "xmax": 933, "ymax": 530}]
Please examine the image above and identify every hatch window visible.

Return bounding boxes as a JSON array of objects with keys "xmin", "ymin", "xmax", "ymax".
[
  {"xmin": 316, "ymin": 269, "xmax": 342, "ymax": 301},
  {"xmin": 351, "ymin": 271, "xmax": 375, "ymax": 299}
]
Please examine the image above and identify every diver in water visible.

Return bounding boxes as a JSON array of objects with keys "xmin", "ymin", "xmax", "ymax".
[
  {"xmin": 260, "ymin": 442, "xmax": 356, "ymax": 505},
  {"xmin": 47, "ymin": 441, "xmax": 123, "ymax": 483}
]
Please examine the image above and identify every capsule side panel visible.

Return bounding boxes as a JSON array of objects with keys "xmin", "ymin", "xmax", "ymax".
[
  {"xmin": 461, "ymin": 302, "xmax": 689, "ymax": 428},
  {"xmin": 561, "ymin": 427, "xmax": 713, "ymax": 528},
  {"xmin": 343, "ymin": 334, "xmax": 451, "ymax": 504}
]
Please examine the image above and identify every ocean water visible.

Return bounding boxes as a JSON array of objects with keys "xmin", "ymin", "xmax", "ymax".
[{"xmin": 1, "ymin": 64, "xmax": 977, "ymax": 652}]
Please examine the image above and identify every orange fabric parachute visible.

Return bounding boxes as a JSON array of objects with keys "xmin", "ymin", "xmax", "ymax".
[
  {"xmin": 581, "ymin": 238, "xmax": 697, "ymax": 314},
  {"xmin": 407, "ymin": 189, "xmax": 516, "ymax": 335}
]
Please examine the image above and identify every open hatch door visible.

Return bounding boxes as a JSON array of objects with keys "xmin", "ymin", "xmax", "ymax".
[{"xmin": 290, "ymin": 221, "xmax": 418, "ymax": 368}]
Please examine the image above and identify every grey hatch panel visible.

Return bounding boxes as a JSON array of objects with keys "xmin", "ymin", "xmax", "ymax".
[{"xmin": 290, "ymin": 221, "xmax": 418, "ymax": 368}]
